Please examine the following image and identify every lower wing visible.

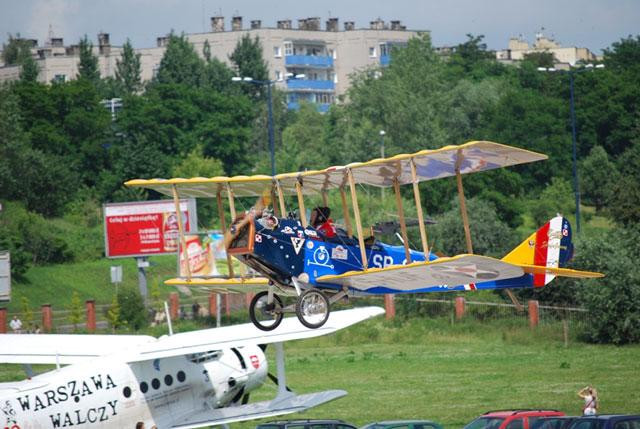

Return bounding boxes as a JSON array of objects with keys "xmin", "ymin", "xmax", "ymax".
[
  {"xmin": 171, "ymin": 390, "xmax": 346, "ymax": 428},
  {"xmin": 316, "ymin": 254, "xmax": 603, "ymax": 292}
]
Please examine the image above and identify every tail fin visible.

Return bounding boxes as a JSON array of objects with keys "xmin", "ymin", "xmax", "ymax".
[{"xmin": 502, "ymin": 216, "xmax": 574, "ymax": 287}]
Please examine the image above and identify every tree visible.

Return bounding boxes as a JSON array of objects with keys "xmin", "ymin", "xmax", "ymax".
[
  {"xmin": 1, "ymin": 34, "xmax": 33, "ymax": 65},
  {"xmin": 529, "ymin": 177, "xmax": 574, "ymax": 226},
  {"xmin": 203, "ymin": 39, "xmax": 211, "ymax": 62},
  {"xmin": 523, "ymin": 51, "xmax": 556, "ymax": 68},
  {"xmin": 106, "ymin": 294, "xmax": 120, "ymax": 332},
  {"xmin": 603, "ymin": 35, "xmax": 640, "ymax": 71},
  {"xmin": 117, "ymin": 287, "xmax": 147, "ymax": 331},
  {"xmin": 77, "ymin": 35, "xmax": 100, "ymax": 83},
  {"xmin": 19, "ymin": 55, "xmax": 39, "ymax": 82},
  {"xmin": 229, "ymin": 34, "xmax": 268, "ymax": 82},
  {"xmin": 68, "ymin": 291, "xmax": 84, "ymax": 331},
  {"xmin": 154, "ymin": 33, "xmax": 204, "ymax": 87},
  {"xmin": 580, "ymin": 145, "xmax": 619, "ymax": 211},
  {"xmin": 171, "ymin": 144, "xmax": 224, "ymax": 177},
  {"xmin": 429, "ymin": 197, "xmax": 517, "ymax": 257},
  {"xmin": 115, "ymin": 39, "xmax": 142, "ymax": 94}
]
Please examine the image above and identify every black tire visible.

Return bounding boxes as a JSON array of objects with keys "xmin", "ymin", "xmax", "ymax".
[
  {"xmin": 295, "ymin": 289, "xmax": 330, "ymax": 329},
  {"xmin": 249, "ymin": 291, "xmax": 283, "ymax": 331}
]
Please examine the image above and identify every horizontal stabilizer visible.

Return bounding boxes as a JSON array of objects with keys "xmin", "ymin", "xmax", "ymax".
[
  {"xmin": 516, "ymin": 264, "xmax": 604, "ymax": 278},
  {"xmin": 171, "ymin": 390, "xmax": 346, "ymax": 428},
  {"xmin": 127, "ymin": 306, "xmax": 384, "ymax": 363},
  {"xmin": 0, "ymin": 334, "xmax": 154, "ymax": 365}
]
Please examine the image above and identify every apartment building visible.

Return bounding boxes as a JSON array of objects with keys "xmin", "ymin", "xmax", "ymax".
[
  {"xmin": 496, "ymin": 32, "xmax": 598, "ymax": 66},
  {"xmin": 0, "ymin": 17, "xmax": 423, "ymax": 111}
]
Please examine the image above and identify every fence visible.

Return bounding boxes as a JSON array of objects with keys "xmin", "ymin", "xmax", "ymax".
[{"xmin": 0, "ymin": 293, "xmax": 588, "ymax": 337}]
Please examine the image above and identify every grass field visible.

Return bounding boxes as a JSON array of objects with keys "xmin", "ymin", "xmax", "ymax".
[{"xmin": 3, "ymin": 316, "xmax": 636, "ymax": 428}]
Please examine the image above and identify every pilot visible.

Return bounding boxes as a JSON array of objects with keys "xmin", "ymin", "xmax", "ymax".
[{"xmin": 310, "ymin": 206, "xmax": 337, "ymax": 239}]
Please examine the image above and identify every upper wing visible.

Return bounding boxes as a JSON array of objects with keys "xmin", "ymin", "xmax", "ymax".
[
  {"xmin": 171, "ymin": 390, "xmax": 346, "ymax": 428},
  {"xmin": 0, "ymin": 334, "xmax": 154, "ymax": 365},
  {"xmin": 316, "ymin": 255, "xmax": 525, "ymax": 291},
  {"xmin": 125, "ymin": 141, "xmax": 547, "ymax": 197},
  {"xmin": 127, "ymin": 306, "xmax": 384, "ymax": 363}
]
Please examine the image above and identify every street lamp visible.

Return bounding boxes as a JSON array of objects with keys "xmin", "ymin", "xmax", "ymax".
[
  {"xmin": 232, "ymin": 74, "xmax": 305, "ymax": 176},
  {"xmin": 379, "ymin": 130, "xmax": 386, "ymax": 200},
  {"xmin": 537, "ymin": 63, "xmax": 605, "ymax": 234}
]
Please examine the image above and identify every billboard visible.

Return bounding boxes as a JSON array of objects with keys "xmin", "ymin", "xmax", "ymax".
[
  {"xmin": 178, "ymin": 232, "xmax": 226, "ymax": 277},
  {"xmin": 104, "ymin": 199, "xmax": 197, "ymax": 258},
  {"xmin": 0, "ymin": 252, "xmax": 9, "ymax": 302}
]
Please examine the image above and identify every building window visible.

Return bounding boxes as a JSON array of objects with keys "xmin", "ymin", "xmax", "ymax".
[
  {"xmin": 274, "ymin": 46, "xmax": 282, "ymax": 58},
  {"xmin": 380, "ymin": 43, "xmax": 388, "ymax": 56},
  {"xmin": 284, "ymin": 42, "xmax": 293, "ymax": 56},
  {"xmin": 330, "ymin": 72, "xmax": 337, "ymax": 83},
  {"xmin": 275, "ymin": 70, "xmax": 282, "ymax": 81},
  {"xmin": 369, "ymin": 47, "xmax": 377, "ymax": 58},
  {"xmin": 53, "ymin": 74, "xmax": 66, "ymax": 83},
  {"xmin": 329, "ymin": 48, "xmax": 337, "ymax": 59}
]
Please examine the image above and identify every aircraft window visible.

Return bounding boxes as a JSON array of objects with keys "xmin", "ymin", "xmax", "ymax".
[
  {"xmin": 151, "ymin": 378, "xmax": 160, "ymax": 390},
  {"xmin": 122, "ymin": 386, "xmax": 132, "ymax": 398},
  {"xmin": 177, "ymin": 371, "xmax": 186, "ymax": 382},
  {"xmin": 165, "ymin": 374, "xmax": 173, "ymax": 386},
  {"xmin": 308, "ymin": 425, "xmax": 332, "ymax": 429},
  {"xmin": 140, "ymin": 382, "xmax": 148, "ymax": 393},
  {"xmin": 615, "ymin": 421, "xmax": 640, "ymax": 429}
]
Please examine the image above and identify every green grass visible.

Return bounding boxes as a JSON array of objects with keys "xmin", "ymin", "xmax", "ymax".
[{"xmin": 2, "ymin": 317, "xmax": 638, "ymax": 428}]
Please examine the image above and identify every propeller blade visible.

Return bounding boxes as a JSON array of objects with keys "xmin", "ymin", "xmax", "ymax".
[
  {"xmin": 224, "ymin": 187, "xmax": 272, "ymax": 249},
  {"xmin": 242, "ymin": 393, "xmax": 250, "ymax": 404},
  {"xmin": 267, "ymin": 372, "xmax": 292, "ymax": 392}
]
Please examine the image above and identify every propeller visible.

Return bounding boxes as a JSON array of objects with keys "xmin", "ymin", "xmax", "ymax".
[{"xmin": 259, "ymin": 343, "xmax": 293, "ymax": 393}]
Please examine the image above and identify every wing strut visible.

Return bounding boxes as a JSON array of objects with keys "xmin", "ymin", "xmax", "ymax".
[
  {"xmin": 410, "ymin": 158, "xmax": 430, "ymax": 257},
  {"xmin": 295, "ymin": 179, "xmax": 308, "ymax": 227},
  {"xmin": 339, "ymin": 186, "xmax": 353, "ymax": 237},
  {"xmin": 274, "ymin": 342, "xmax": 295, "ymax": 400},
  {"xmin": 217, "ymin": 186, "xmax": 235, "ymax": 278},
  {"xmin": 172, "ymin": 185, "xmax": 191, "ymax": 280},
  {"xmin": 454, "ymin": 150, "xmax": 473, "ymax": 254},
  {"xmin": 347, "ymin": 168, "xmax": 368, "ymax": 270}
]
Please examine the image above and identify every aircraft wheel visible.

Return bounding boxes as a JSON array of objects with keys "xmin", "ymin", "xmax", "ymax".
[
  {"xmin": 295, "ymin": 289, "xmax": 330, "ymax": 329},
  {"xmin": 249, "ymin": 291, "xmax": 283, "ymax": 331}
]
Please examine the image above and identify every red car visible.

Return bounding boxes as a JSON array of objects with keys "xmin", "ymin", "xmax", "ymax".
[{"xmin": 464, "ymin": 410, "xmax": 566, "ymax": 429}]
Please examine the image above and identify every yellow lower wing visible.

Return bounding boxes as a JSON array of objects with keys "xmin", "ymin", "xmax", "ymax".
[{"xmin": 164, "ymin": 277, "xmax": 269, "ymax": 293}]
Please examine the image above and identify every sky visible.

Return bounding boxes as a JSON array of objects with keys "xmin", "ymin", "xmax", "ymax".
[{"xmin": 1, "ymin": 0, "xmax": 639, "ymax": 54}]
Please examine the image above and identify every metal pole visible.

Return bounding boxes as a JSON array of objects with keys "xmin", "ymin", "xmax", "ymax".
[
  {"xmin": 569, "ymin": 71, "xmax": 581, "ymax": 234},
  {"xmin": 267, "ymin": 83, "xmax": 276, "ymax": 176}
]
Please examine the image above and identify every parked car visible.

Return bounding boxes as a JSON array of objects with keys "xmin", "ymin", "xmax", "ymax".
[
  {"xmin": 256, "ymin": 419, "xmax": 358, "ymax": 429},
  {"xmin": 566, "ymin": 415, "xmax": 640, "ymax": 429},
  {"xmin": 464, "ymin": 410, "xmax": 566, "ymax": 429},
  {"xmin": 360, "ymin": 420, "xmax": 444, "ymax": 429},
  {"xmin": 530, "ymin": 416, "xmax": 580, "ymax": 429}
]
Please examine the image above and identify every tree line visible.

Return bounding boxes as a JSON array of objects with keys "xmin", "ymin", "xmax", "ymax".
[{"xmin": 1, "ymin": 32, "xmax": 639, "ymax": 343}]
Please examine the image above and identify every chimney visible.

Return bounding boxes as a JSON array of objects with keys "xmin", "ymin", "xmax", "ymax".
[
  {"xmin": 277, "ymin": 20, "xmax": 292, "ymax": 29},
  {"xmin": 211, "ymin": 16, "xmax": 225, "ymax": 32},
  {"xmin": 98, "ymin": 32, "xmax": 110, "ymax": 55},
  {"xmin": 298, "ymin": 18, "xmax": 307, "ymax": 30},
  {"xmin": 251, "ymin": 20, "xmax": 262, "ymax": 29},
  {"xmin": 306, "ymin": 17, "xmax": 320, "ymax": 31},
  {"xmin": 326, "ymin": 18, "xmax": 339, "ymax": 32},
  {"xmin": 232, "ymin": 16, "xmax": 243, "ymax": 31},
  {"xmin": 390, "ymin": 20, "xmax": 401, "ymax": 30},
  {"xmin": 157, "ymin": 36, "xmax": 169, "ymax": 47},
  {"xmin": 344, "ymin": 21, "xmax": 355, "ymax": 31},
  {"xmin": 370, "ymin": 18, "xmax": 385, "ymax": 30}
]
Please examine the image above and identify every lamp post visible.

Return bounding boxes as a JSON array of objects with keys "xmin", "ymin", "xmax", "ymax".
[
  {"xmin": 379, "ymin": 130, "xmax": 386, "ymax": 200},
  {"xmin": 232, "ymin": 73, "xmax": 305, "ymax": 176},
  {"xmin": 537, "ymin": 63, "xmax": 604, "ymax": 234}
]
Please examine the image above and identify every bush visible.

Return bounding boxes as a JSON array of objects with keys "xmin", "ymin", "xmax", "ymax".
[
  {"xmin": 567, "ymin": 228, "xmax": 640, "ymax": 344},
  {"xmin": 117, "ymin": 287, "xmax": 148, "ymax": 331}
]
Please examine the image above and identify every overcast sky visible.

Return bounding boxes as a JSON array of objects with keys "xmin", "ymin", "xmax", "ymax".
[{"xmin": 1, "ymin": 0, "xmax": 639, "ymax": 54}]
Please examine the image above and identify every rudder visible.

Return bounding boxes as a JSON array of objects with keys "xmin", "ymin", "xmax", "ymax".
[{"xmin": 502, "ymin": 216, "xmax": 573, "ymax": 287}]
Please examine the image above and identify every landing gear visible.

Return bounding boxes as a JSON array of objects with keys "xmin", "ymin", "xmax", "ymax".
[
  {"xmin": 249, "ymin": 291, "xmax": 283, "ymax": 331},
  {"xmin": 295, "ymin": 289, "xmax": 330, "ymax": 329}
]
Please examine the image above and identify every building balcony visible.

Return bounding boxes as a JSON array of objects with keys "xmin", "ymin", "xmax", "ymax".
[
  {"xmin": 286, "ymin": 79, "xmax": 335, "ymax": 91},
  {"xmin": 380, "ymin": 54, "xmax": 390, "ymax": 66},
  {"xmin": 287, "ymin": 102, "xmax": 331, "ymax": 112},
  {"xmin": 285, "ymin": 55, "xmax": 334, "ymax": 68}
]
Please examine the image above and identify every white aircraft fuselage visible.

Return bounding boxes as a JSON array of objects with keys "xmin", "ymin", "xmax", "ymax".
[{"xmin": 1, "ymin": 345, "xmax": 266, "ymax": 428}]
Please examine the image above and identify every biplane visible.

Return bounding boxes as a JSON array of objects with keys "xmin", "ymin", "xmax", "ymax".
[{"xmin": 126, "ymin": 141, "xmax": 603, "ymax": 331}]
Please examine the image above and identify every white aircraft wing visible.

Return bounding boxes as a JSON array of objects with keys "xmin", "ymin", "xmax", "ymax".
[
  {"xmin": 316, "ymin": 255, "xmax": 525, "ymax": 291},
  {"xmin": 171, "ymin": 390, "xmax": 346, "ymax": 428},
  {"xmin": 128, "ymin": 306, "xmax": 384, "ymax": 363},
  {"xmin": 0, "ymin": 334, "xmax": 154, "ymax": 365}
]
